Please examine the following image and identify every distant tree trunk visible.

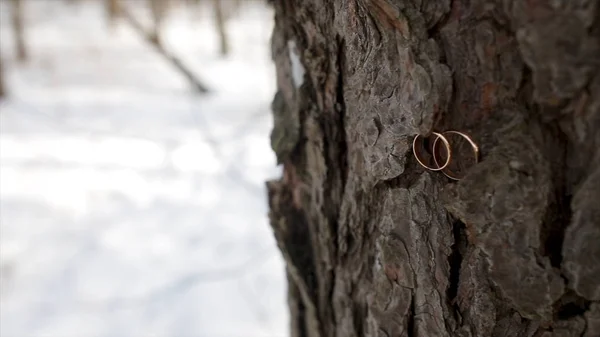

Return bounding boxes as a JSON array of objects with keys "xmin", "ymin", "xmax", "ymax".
[
  {"xmin": 212, "ymin": 0, "xmax": 229, "ymax": 56},
  {"xmin": 11, "ymin": 0, "xmax": 27, "ymax": 62},
  {"xmin": 184, "ymin": 0, "xmax": 201, "ymax": 20},
  {"xmin": 185, "ymin": 0, "xmax": 201, "ymax": 10},
  {"xmin": 229, "ymin": 0, "xmax": 242, "ymax": 18},
  {"xmin": 149, "ymin": 0, "xmax": 167, "ymax": 47},
  {"xmin": 0, "ymin": 54, "xmax": 6, "ymax": 98},
  {"xmin": 105, "ymin": 0, "xmax": 121, "ymax": 29},
  {"xmin": 267, "ymin": 1, "xmax": 600, "ymax": 337}
]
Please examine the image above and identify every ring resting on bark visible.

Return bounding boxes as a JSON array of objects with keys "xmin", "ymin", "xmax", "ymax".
[
  {"xmin": 412, "ymin": 131, "xmax": 480, "ymax": 180},
  {"xmin": 412, "ymin": 132, "xmax": 452, "ymax": 171}
]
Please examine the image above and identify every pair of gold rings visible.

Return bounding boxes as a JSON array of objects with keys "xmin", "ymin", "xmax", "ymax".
[{"xmin": 412, "ymin": 131, "xmax": 479, "ymax": 180}]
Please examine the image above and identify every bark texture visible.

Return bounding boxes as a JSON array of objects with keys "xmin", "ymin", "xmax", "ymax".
[{"xmin": 267, "ymin": 1, "xmax": 600, "ymax": 337}]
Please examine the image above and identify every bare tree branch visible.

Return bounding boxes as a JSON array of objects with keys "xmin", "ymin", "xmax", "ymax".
[{"xmin": 121, "ymin": 5, "xmax": 210, "ymax": 94}]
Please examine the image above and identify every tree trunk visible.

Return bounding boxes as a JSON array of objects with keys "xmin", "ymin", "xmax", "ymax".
[
  {"xmin": 148, "ymin": 0, "xmax": 167, "ymax": 47},
  {"xmin": 11, "ymin": 0, "xmax": 27, "ymax": 62},
  {"xmin": 267, "ymin": 1, "xmax": 600, "ymax": 337},
  {"xmin": 212, "ymin": 0, "xmax": 229, "ymax": 56},
  {"xmin": 105, "ymin": 0, "xmax": 121, "ymax": 30}
]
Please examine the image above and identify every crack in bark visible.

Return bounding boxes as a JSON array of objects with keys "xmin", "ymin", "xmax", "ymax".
[
  {"xmin": 557, "ymin": 300, "xmax": 591, "ymax": 321},
  {"xmin": 541, "ymin": 179, "xmax": 570, "ymax": 270},
  {"xmin": 447, "ymin": 220, "xmax": 464, "ymax": 321},
  {"xmin": 352, "ymin": 295, "xmax": 366, "ymax": 336},
  {"xmin": 407, "ymin": 294, "xmax": 416, "ymax": 337},
  {"xmin": 334, "ymin": 34, "xmax": 348, "ymax": 251},
  {"xmin": 425, "ymin": 0, "xmax": 453, "ymax": 41}
]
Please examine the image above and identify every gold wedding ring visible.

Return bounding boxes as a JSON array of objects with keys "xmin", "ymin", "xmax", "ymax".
[
  {"xmin": 412, "ymin": 132, "xmax": 452, "ymax": 171},
  {"xmin": 432, "ymin": 131, "xmax": 479, "ymax": 180}
]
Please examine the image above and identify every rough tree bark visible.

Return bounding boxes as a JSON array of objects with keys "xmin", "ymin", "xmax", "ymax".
[{"xmin": 267, "ymin": 1, "xmax": 600, "ymax": 337}]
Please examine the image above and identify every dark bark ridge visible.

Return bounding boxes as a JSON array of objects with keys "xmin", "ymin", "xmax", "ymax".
[{"xmin": 267, "ymin": 1, "xmax": 600, "ymax": 336}]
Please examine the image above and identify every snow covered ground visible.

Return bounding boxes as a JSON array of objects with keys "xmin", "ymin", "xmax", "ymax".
[{"xmin": 0, "ymin": 1, "xmax": 287, "ymax": 336}]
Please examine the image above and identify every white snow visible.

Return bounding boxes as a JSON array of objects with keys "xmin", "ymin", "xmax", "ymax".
[
  {"xmin": 0, "ymin": 1, "xmax": 288, "ymax": 336},
  {"xmin": 287, "ymin": 40, "xmax": 305, "ymax": 88}
]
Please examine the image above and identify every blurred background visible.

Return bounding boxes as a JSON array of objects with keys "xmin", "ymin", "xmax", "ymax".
[{"xmin": 0, "ymin": 0, "xmax": 287, "ymax": 336}]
